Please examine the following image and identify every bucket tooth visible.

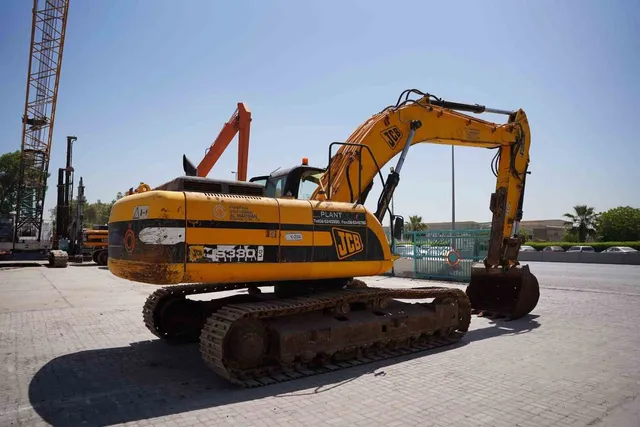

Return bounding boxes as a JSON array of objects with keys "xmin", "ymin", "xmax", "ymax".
[{"xmin": 465, "ymin": 263, "xmax": 539, "ymax": 320}]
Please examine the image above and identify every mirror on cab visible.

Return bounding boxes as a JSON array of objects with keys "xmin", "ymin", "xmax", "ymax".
[{"xmin": 393, "ymin": 215, "xmax": 404, "ymax": 240}]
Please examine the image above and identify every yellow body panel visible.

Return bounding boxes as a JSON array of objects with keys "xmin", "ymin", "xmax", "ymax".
[
  {"xmin": 108, "ymin": 191, "xmax": 393, "ymax": 285},
  {"xmin": 109, "ymin": 190, "xmax": 186, "ymax": 223}
]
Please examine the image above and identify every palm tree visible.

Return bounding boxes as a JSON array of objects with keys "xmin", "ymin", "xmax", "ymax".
[
  {"xmin": 407, "ymin": 215, "xmax": 428, "ymax": 232},
  {"xmin": 563, "ymin": 205, "xmax": 598, "ymax": 242}
]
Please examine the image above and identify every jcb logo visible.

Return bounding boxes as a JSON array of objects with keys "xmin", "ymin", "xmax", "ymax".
[
  {"xmin": 332, "ymin": 228, "xmax": 364, "ymax": 260},
  {"xmin": 380, "ymin": 125, "xmax": 403, "ymax": 149}
]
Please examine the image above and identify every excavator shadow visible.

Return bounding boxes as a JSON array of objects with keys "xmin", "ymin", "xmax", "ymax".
[
  {"xmin": 28, "ymin": 315, "xmax": 539, "ymax": 426},
  {"xmin": 465, "ymin": 314, "xmax": 540, "ymax": 341}
]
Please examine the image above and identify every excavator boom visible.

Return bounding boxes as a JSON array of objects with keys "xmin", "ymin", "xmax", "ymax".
[
  {"xmin": 315, "ymin": 90, "xmax": 529, "ymax": 243},
  {"xmin": 182, "ymin": 102, "xmax": 252, "ymax": 180},
  {"xmin": 310, "ymin": 89, "xmax": 539, "ymax": 319}
]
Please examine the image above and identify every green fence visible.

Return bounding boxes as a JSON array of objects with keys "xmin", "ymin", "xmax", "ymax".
[{"xmin": 393, "ymin": 229, "xmax": 491, "ymax": 281}]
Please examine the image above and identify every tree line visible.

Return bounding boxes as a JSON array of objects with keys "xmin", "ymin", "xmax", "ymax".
[
  {"xmin": 1, "ymin": 150, "xmax": 123, "ymax": 229},
  {"xmin": 562, "ymin": 204, "xmax": 640, "ymax": 243},
  {"xmin": 47, "ymin": 194, "xmax": 123, "ymax": 229},
  {"xmin": 402, "ymin": 205, "xmax": 640, "ymax": 243}
]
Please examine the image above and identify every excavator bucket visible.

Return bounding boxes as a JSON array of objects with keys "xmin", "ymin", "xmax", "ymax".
[{"xmin": 465, "ymin": 263, "xmax": 539, "ymax": 320}]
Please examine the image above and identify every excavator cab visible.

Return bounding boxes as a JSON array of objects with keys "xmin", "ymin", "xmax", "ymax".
[{"xmin": 249, "ymin": 160, "xmax": 325, "ymax": 200}]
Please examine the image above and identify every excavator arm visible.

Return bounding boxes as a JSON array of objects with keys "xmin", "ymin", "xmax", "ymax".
[
  {"xmin": 183, "ymin": 102, "xmax": 252, "ymax": 180},
  {"xmin": 312, "ymin": 89, "xmax": 538, "ymax": 318},
  {"xmin": 314, "ymin": 90, "xmax": 530, "ymax": 256}
]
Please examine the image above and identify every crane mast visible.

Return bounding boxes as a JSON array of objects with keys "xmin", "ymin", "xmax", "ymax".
[{"xmin": 14, "ymin": 0, "xmax": 70, "ymax": 248}]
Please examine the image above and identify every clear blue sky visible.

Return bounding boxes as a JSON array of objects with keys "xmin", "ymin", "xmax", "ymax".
[{"xmin": 1, "ymin": 0, "xmax": 638, "ymax": 223}]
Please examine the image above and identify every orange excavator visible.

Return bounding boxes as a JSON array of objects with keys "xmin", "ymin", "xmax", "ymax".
[{"xmin": 108, "ymin": 89, "xmax": 540, "ymax": 387}]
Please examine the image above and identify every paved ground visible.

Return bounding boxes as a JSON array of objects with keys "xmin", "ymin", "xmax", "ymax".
[{"xmin": 0, "ymin": 261, "xmax": 639, "ymax": 427}]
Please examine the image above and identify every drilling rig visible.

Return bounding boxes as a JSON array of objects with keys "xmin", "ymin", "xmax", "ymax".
[{"xmin": 49, "ymin": 136, "xmax": 90, "ymax": 267}]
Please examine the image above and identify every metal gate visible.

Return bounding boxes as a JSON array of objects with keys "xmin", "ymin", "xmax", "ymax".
[{"xmin": 393, "ymin": 229, "xmax": 491, "ymax": 282}]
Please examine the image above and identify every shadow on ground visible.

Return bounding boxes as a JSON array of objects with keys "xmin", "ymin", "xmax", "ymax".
[
  {"xmin": 0, "ymin": 262, "xmax": 43, "ymax": 270},
  {"xmin": 29, "ymin": 315, "xmax": 540, "ymax": 426}
]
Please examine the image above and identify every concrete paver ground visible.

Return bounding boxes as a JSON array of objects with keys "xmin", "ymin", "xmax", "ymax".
[{"xmin": 1, "ymin": 262, "xmax": 639, "ymax": 427}]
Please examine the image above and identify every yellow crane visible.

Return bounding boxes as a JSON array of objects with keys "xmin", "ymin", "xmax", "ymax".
[{"xmin": 13, "ymin": 0, "xmax": 71, "ymax": 255}]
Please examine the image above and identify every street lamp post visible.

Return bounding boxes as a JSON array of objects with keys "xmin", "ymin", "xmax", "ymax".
[
  {"xmin": 451, "ymin": 146, "xmax": 455, "ymax": 230},
  {"xmin": 451, "ymin": 146, "xmax": 456, "ymax": 249},
  {"xmin": 390, "ymin": 167, "xmax": 396, "ymax": 276}
]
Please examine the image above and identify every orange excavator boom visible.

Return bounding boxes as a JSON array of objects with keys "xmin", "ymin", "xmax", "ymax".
[{"xmin": 190, "ymin": 102, "xmax": 252, "ymax": 180}]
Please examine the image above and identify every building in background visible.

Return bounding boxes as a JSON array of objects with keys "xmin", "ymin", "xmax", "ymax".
[{"xmin": 384, "ymin": 219, "xmax": 569, "ymax": 242}]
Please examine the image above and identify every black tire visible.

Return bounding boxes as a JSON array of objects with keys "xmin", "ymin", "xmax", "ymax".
[{"xmin": 97, "ymin": 250, "xmax": 108, "ymax": 266}]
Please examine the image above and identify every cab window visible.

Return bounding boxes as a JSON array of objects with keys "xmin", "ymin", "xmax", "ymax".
[
  {"xmin": 251, "ymin": 177, "xmax": 267, "ymax": 188},
  {"xmin": 265, "ymin": 176, "xmax": 286, "ymax": 198},
  {"xmin": 297, "ymin": 170, "xmax": 321, "ymax": 200}
]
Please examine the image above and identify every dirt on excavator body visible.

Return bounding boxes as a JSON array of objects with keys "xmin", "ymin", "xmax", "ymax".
[{"xmin": 465, "ymin": 263, "xmax": 540, "ymax": 320}]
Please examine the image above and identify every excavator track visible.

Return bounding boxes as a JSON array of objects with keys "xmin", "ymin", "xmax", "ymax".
[
  {"xmin": 142, "ymin": 280, "xmax": 470, "ymax": 387},
  {"xmin": 199, "ymin": 282, "xmax": 471, "ymax": 387},
  {"xmin": 142, "ymin": 280, "xmax": 366, "ymax": 341},
  {"xmin": 143, "ymin": 282, "xmax": 250, "ymax": 341}
]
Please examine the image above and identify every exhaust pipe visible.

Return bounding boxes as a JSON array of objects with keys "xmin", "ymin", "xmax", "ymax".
[{"xmin": 183, "ymin": 155, "xmax": 197, "ymax": 176}]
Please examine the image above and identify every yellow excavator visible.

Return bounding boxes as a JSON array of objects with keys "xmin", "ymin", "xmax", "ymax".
[{"xmin": 108, "ymin": 89, "xmax": 539, "ymax": 387}]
